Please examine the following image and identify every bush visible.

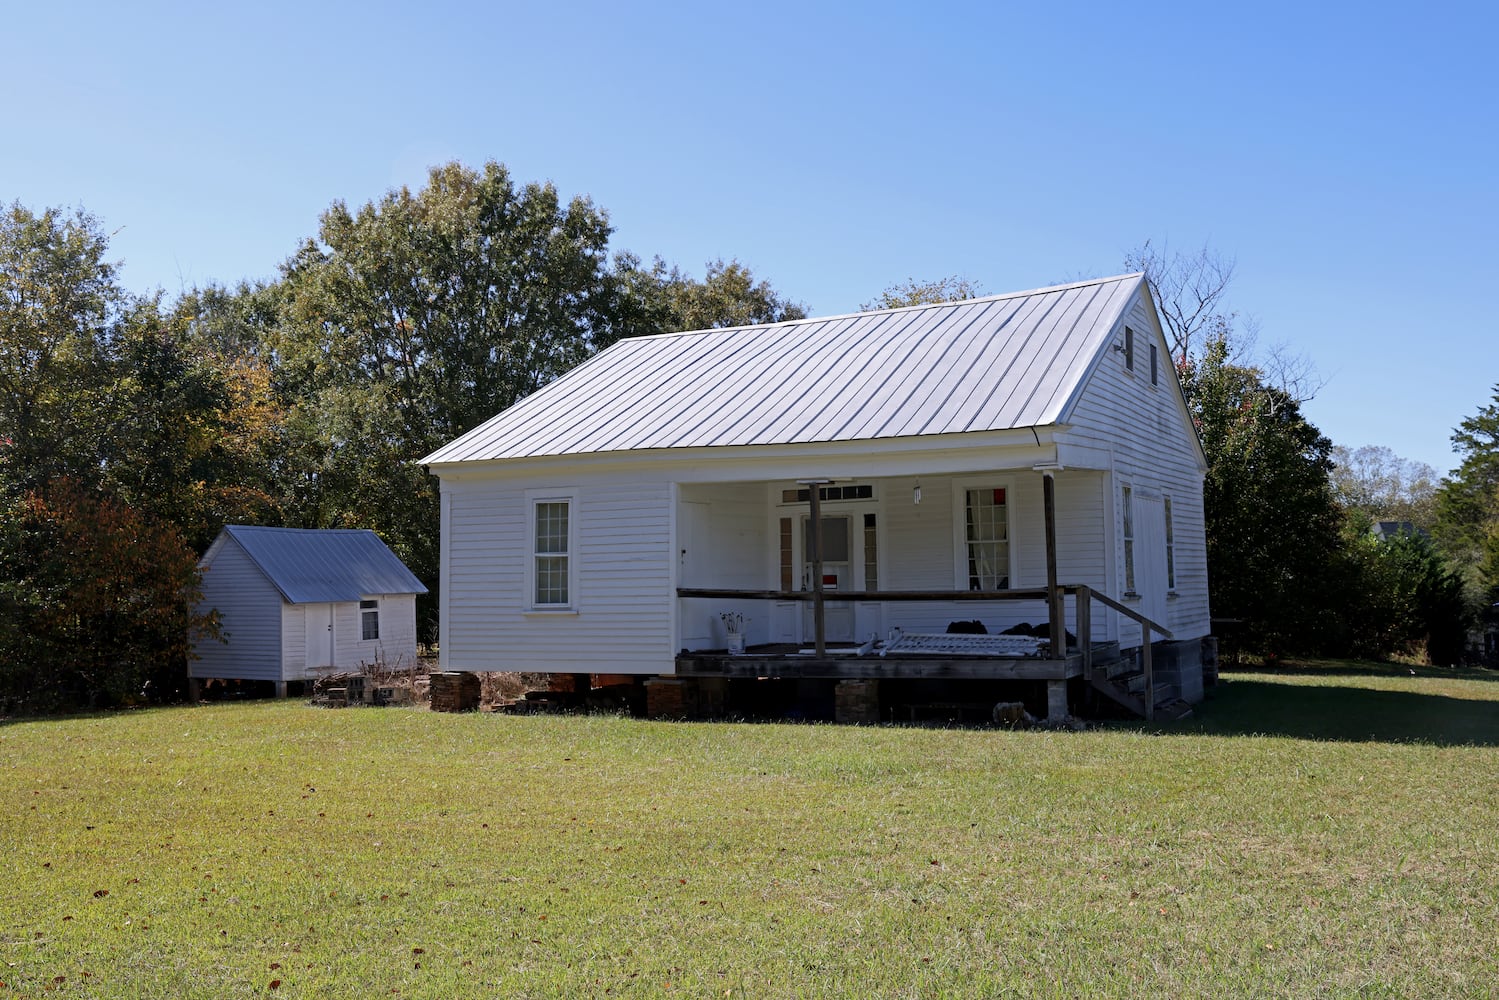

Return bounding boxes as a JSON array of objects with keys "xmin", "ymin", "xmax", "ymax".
[{"xmin": 0, "ymin": 480, "xmax": 217, "ymax": 712}]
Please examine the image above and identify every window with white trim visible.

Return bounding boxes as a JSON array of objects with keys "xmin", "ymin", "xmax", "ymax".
[
  {"xmin": 1122, "ymin": 485, "xmax": 1137, "ymax": 595},
  {"xmin": 1164, "ymin": 495, "xmax": 1176, "ymax": 591},
  {"xmin": 532, "ymin": 498, "xmax": 572, "ymax": 607},
  {"xmin": 360, "ymin": 599, "xmax": 379, "ymax": 640},
  {"xmin": 1124, "ymin": 326, "xmax": 1135, "ymax": 372},
  {"xmin": 963, "ymin": 487, "xmax": 1010, "ymax": 590}
]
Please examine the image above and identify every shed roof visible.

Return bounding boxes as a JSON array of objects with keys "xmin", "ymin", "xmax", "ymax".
[
  {"xmin": 422, "ymin": 273, "xmax": 1145, "ymax": 465},
  {"xmin": 212, "ymin": 526, "xmax": 428, "ymax": 604}
]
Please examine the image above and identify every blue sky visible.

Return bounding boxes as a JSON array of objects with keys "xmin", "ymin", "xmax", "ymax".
[{"xmin": 6, "ymin": 0, "xmax": 1495, "ymax": 474}]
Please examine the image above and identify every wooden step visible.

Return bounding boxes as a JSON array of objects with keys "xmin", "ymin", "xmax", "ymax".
[{"xmin": 1154, "ymin": 698, "xmax": 1194, "ymax": 722}]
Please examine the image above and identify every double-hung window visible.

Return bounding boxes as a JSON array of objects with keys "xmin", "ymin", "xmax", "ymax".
[
  {"xmin": 1122, "ymin": 485, "xmax": 1136, "ymax": 595},
  {"xmin": 530, "ymin": 494, "xmax": 576, "ymax": 608},
  {"xmin": 1164, "ymin": 495, "xmax": 1176, "ymax": 592},
  {"xmin": 961, "ymin": 486, "xmax": 1010, "ymax": 590}
]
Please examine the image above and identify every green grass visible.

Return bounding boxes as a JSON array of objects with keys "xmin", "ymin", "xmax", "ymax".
[{"xmin": 2, "ymin": 664, "xmax": 1497, "ymax": 998}]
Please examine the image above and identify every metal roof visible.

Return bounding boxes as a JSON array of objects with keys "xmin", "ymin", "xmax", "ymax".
[
  {"xmin": 215, "ymin": 525, "xmax": 428, "ymax": 604},
  {"xmin": 421, "ymin": 273, "xmax": 1144, "ymax": 465}
]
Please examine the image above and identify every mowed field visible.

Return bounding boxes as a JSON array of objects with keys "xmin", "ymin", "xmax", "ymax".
[{"xmin": 2, "ymin": 663, "xmax": 1496, "ymax": 998}]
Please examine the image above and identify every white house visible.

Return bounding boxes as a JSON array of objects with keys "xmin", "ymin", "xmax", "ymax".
[
  {"xmin": 192, "ymin": 525, "xmax": 428, "ymax": 695},
  {"xmin": 421, "ymin": 274, "xmax": 1211, "ymax": 720}
]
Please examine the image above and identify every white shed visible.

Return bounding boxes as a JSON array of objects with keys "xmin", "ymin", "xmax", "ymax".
[
  {"xmin": 192, "ymin": 526, "xmax": 428, "ymax": 694},
  {"xmin": 421, "ymin": 274, "xmax": 1212, "ymax": 719}
]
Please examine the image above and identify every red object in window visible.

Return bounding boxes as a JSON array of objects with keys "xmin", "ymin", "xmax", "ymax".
[
  {"xmin": 823, "ymin": 574, "xmax": 838, "ymax": 588},
  {"xmin": 994, "ymin": 489, "xmax": 1006, "ymax": 504}
]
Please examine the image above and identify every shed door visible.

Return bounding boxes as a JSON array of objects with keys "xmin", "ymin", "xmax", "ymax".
[{"xmin": 304, "ymin": 603, "xmax": 335, "ymax": 670}]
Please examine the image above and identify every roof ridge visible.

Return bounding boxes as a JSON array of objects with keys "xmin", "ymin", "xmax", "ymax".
[{"xmin": 619, "ymin": 272, "xmax": 1145, "ymax": 344}]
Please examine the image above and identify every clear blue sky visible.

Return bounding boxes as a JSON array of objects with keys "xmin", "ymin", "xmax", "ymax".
[{"xmin": 6, "ymin": 0, "xmax": 1494, "ymax": 475}]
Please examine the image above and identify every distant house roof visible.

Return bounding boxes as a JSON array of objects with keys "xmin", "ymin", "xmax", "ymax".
[
  {"xmin": 422, "ymin": 273, "xmax": 1146, "ymax": 465},
  {"xmin": 210, "ymin": 525, "xmax": 428, "ymax": 604},
  {"xmin": 1372, "ymin": 521, "xmax": 1427, "ymax": 542}
]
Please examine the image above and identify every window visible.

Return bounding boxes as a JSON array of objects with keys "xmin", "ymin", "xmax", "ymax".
[
  {"xmin": 780, "ymin": 484, "xmax": 874, "ymax": 503},
  {"xmin": 360, "ymin": 599, "xmax": 379, "ymax": 640},
  {"xmin": 964, "ymin": 488, "xmax": 1009, "ymax": 590},
  {"xmin": 1122, "ymin": 486, "xmax": 1136, "ymax": 594},
  {"xmin": 1164, "ymin": 496, "xmax": 1176, "ymax": 591},
  {"xmin": 779, "ymin": 517, "xmax": 793, "ymax": 591},
  {"xmin": 1150, "ymin": 343, "xmax": 1159, "ymax": 386},
  {"xmin": 863, "ymin": 513, "xmax": 878, "ymax": 592},
  {"xmin": 533, "ymin": 499, "xmax": 571, "ymax": 606},
  {"xmin": 1124, "ymin": 326, "xmax": 1135, "ymax": 372}
]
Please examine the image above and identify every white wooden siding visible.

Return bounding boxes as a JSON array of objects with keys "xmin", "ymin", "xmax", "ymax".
[
  {"xmin": 678, "ymin": 483, "xmax": 769, "ymax": 648},
  {"xmin": 441, "ymin": 473, "xmax": 674, "ymax": 673},
  {"xmin": 281, "ymin": 603, "xmax": 305, "ymax": 678},
  {"xmin": 1062, "ymin": 291, "xmax": 1211, "ymax": 643},
  {"xmin": 192, "ymin": 539, "xmax": 284, "ymax": 680},
  {"xmin": 330, "ymin": 594, "xmax": 419, "ymax": 674}
]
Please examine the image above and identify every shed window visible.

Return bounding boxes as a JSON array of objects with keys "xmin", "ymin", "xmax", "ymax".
[
  {"xmin": 360, "ymin": 599, "xmax": 379, "ymax": 640},
  {"xmin": 964, "ymin": 488, "xmax": 1009, "ymax": 590},
  {"xmin": 533, "ymin": 500, "xmax": 571, "ymax": 606},
  {"xmin": 1122, "ymin": 486, "xmax": 1136, "ymax": 595}
]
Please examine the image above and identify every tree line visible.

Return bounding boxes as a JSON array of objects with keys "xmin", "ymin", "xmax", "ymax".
[{"xmin": 2, "ymin": 166, "xmax": 1496, "ymax": 710}]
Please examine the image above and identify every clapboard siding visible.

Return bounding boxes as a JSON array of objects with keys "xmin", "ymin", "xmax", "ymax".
[
  {"xmin": 327, "ymin": 594, "xmax": 419, "ymax": 674},
  {"xmin": 192, "ymin": 538, "xmax": 283, "ymax": 681},
  {"xmin": 441, "ymin": 475, "xmax": 673, "ymax": 673},
  {"xmin": 281, "ymin": 604, "xmax": 305, "ymax": 677},
  {"xmin": 1064, "ymin": 291, "xmax": 1211, "ymax": 642}
]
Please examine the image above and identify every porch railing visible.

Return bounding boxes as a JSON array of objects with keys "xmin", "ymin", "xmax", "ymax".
[{"xmin": 676, "ymin": 584, "xmax": 1173, "ymax": 720}]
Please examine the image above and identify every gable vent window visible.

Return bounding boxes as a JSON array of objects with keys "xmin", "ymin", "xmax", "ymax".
[
  {"xmin": 1124, "ymin": 327, "xmax": 1135, "ymax": 372},
  {"xmin": 1150, "ymin": 343, "xmax": 1159, "ymax": 386},
  {"xmin": 360, "ymin": 599, "xmax": 380, "ymax": 640}
]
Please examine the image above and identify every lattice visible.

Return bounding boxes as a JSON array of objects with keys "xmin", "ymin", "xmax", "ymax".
[{"xmin": 881, "ymin": 632, "xmax": 1047, "ymax": 657}]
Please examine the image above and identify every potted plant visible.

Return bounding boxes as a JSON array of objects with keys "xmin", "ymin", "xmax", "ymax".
[{"xmin": 720, "ymin": 611, "xmax": 748, "ymax": 654}]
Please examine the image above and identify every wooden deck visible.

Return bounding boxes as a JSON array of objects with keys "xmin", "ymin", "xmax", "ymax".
[{"xmin": 675, "ymin": 644, "xmax": 1086, "ymax": 681}]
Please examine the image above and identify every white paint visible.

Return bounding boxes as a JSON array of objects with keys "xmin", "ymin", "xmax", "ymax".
[{"xmin": 304, "ymin": 603, "xmax": 335, "ymax": 669}]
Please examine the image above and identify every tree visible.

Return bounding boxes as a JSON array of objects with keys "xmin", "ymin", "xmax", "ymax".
[
  {"xmin": 273, "ymin": 161, "xmax": 636, "ymax": 636},
  {"xmin": 1181, "ymin": 337, "xmax": 1347, "ymax": 654},
  {"xmin": 0, "ymin": 479, "xmax": 215, "ymax": 711},
  {"xmin": 860, "ymin": 275, "xmax": 982, "ymax": 311},
  {"xmin": 614, "ymin": 254, "xmax": 806, "ymax": 332},
  {"xmin": 1329, "ymin": 444, "xmax": 1440, "ymax": 530},
  {"xmin": 1433, "ymin": 384, "xmax": 1499, "ymax": 603},
  {"xmin": 1124, "ymin": 240, "xmax": 1236, "ymax": 363},
  {"xmin": 0, "ymin": 203, "xmax": 121, "ymax": 498},
  {"xmin": 1338, "ymin": 517, "xmax": 1468, "ymax": 665}
]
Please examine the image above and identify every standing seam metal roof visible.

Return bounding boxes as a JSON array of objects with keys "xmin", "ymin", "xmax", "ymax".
[
  {"xmin": 217, "ymin": 525, "xmax": 428, "ymax": 604},
  {"xmin": 420, "ymin": 273, "xmax": 1144, "ymax": 465}
]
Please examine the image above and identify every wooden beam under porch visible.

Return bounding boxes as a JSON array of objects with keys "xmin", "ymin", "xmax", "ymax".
[{"xmin": 675, "ymin": 647, "xmax": 1087, "ymax": 682}]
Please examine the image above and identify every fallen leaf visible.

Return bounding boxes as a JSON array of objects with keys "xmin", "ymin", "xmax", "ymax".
[
  {"xmin": 269, "ymin": 979, "xmax": 281, "ymax": 989},
  {"xmin": 412, "ymin": 947, "xmax": 424, "ymax": 955},
  {"xmin": 93, "ymin": 889, "xmax": 109, "ymax": 898}
]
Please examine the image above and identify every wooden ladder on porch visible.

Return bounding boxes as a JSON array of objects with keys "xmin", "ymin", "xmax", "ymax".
[{"xmin": 1074, "ymin": 586, "xmax": 1192, "ymax": 722}]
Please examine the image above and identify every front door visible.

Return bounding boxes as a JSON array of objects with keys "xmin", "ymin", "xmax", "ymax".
[{"xmin": 801, "ymin": 514, "xmax": 855, "ymax": 643}]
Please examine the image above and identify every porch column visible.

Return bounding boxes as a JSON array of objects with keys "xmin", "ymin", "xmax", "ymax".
[
  {"xmin": 799, "ymin": 479, "xmax": 831, "ymax": 657},
  {"xmin": 1040, "ymin": 468, "xmax": 1064, "ymax": 656}
]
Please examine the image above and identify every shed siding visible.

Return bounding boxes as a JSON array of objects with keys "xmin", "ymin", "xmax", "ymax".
[
  {"xmin": 1063, "ymin": 292, "xmax": 1211, "ymax": 642},
  {"xmin": 330, "ymin": 594, "xmax": 419, "ymax": 674},
  {"xmin": 442, "ymin": 474, "xmax": 673, "ymax": 673},
  {"xmin": 192, "ymin": 539, "xmax": 284, "ymax": 681},
  {"xmin": 281, "ymin": 603, "xmax": 305, "ymax": 678}
]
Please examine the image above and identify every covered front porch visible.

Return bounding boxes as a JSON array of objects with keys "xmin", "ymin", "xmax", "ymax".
[{"xmin": 672, "ymin": 463, "xmax": 1175, "ymax": 720}]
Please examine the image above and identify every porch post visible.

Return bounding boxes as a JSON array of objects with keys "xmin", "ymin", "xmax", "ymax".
[
  {"xmin": 1041, "ymin": 470, "xmax": 1064, "ymax": 657},
  {"xmin": 808, "ymin": 485, "xmax": 826, "ymax": 656}
]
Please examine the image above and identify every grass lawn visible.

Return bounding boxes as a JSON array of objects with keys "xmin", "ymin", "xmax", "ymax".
[{"xmin": 2, "ymin": 662, "xmax": 1497, "ymax": 998}]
